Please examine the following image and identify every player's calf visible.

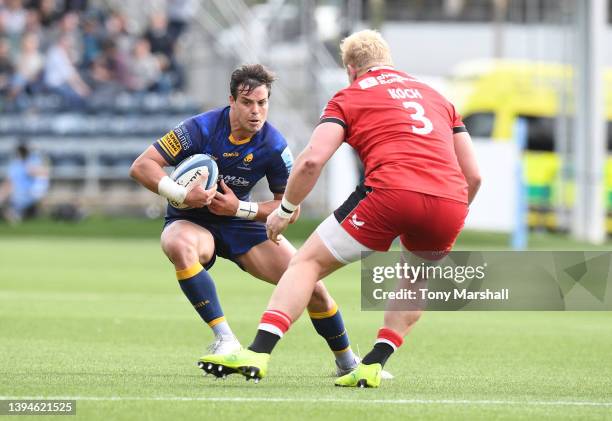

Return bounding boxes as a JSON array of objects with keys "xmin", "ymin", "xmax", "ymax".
[{"xmin": 307, "ymin": 296, "xmax": 357, "ymax": 373}]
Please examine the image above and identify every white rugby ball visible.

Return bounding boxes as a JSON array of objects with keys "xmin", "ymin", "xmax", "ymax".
[{"xmin": 169, "ymin": 154, "xmax": 219, "ymax": 209}]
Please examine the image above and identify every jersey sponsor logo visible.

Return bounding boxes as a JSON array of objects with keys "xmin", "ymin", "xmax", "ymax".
[
  {"xmin": 223, "ymin": 152, "xmax": 240, "ymax": 157},
  {"xmin": 359, "ymin": 77, "xmax": 379, "ymax": 89},
  {"xmin": 174, "ymin": 124, "xmax": 192, "ymax": 151},
  {"xmin": 349, "ymin": 213, "xmax": 365, "ymax": 229},
  {"xmin": 220, "ymin": 174, "xmax": 250, "ymax": 187},
  {"xmin": 281, "ymin": 146, "xmax": 294, "ymax": 173},
  {"xmin": 376, "ymin": 73, "xmax": 413, "ymax": 85},
  {"xmin": 158, "ymin": 131, "xmax": 182, "ymax": 157}
]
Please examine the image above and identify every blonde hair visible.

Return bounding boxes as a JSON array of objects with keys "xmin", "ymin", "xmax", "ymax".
[{"xmin": 340, "ymin": 29, "xmax": 393, "ymax": 71}]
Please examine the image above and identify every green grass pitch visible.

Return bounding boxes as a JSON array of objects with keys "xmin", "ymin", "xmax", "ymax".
[{"xmin": 1, "ymin": 222, "xmax": 611, "ymax": 420}]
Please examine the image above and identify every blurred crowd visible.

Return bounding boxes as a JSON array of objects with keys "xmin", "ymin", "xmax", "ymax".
[{"xmin": 0, "ymin": 0, "xmax": 194, "ymax": 111}]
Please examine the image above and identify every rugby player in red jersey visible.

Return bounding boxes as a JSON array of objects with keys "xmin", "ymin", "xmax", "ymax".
[{"xmin": 200, "ymin": 30, "xmax": 481, "ymax": 387}]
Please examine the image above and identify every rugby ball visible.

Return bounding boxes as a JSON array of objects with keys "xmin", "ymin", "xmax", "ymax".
[{"xmin": 169, "ymin": 154, "xmax": 219, "ymax": 209}]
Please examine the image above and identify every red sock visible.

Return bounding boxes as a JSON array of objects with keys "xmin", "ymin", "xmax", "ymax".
[
  {"xmin": 258, "ymin": 310, "xmax": 292, "ymax": 337},
  {"xmin": 376, "ymin": 327, "xmax": 404, "ymax": 351}
]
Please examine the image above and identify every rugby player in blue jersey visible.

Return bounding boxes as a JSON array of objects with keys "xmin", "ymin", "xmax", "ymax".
[{"xmin": 130, "ymin": 64, "xmax": 363, "ymax": 376}]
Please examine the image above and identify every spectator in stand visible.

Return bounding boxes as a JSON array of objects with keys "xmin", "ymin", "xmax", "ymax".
[
  {"xmin": 166, "ymin": 0, "xmax": 196, "ymax": 41},
  {"xmin": 88, "ymin": 37, "xmax": 129, "ymax": 94},
  {"xmin": 127, "ymin": 37, "xmax": 161, "ymax": 93},
  {"xmin": 0, "ymin": 37, "xmax": 14, "ymax": 96},
  {"xmin": 24, "ymin": 7, "xmax": 44, "ymax": 38},
  {"xmin": 1, "ymin": 0, "xmax": 27, "ymax": 38},
  {"xmin": 43, "ymin": 34, "xmax": 90, "ymax": 107},
  {"xmin": 51, "ymin": 12, "xmax": 82, "ymax": 62},
  {"xmin": 81, "ymin": 13, "xmax": 102, "ymax": 68},
  {"xmin": 104, "ymin": 9, "xmax": 133, "ymax": 54},
  {"xmin": 30, "ymin": 0, "xmax": 62, "ymax": 30},
  {"xmin": 9, "ymin": 31, "xmax": 43, "ymax": 102},
  {"xmin": 144, "ymin": 11, "xmax": 183, "ymax": 90},
  {"xmin": 1, "ymin": 0, "xmax": 28, "ymax": 58},
  {"xmin": 144, "ymin": 12, "xmax": 174, "ymax": 60}
]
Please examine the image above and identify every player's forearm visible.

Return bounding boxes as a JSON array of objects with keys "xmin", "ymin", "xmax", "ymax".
[
  {"xmin": 283, "ymin": 154, "xmax": 324, "ymax": 206},
  {"xmin": 453, "ymin": 132, "xmax": 481, "ymax": 206},
  {"xmin": 467, "ymin": 177, "xmax": 481, "ymax": 205}
]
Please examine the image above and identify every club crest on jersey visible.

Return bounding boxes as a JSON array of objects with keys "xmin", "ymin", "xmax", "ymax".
[{"xmin": 238, "ymin": 153, "xmax": 254, "ymax": 171}]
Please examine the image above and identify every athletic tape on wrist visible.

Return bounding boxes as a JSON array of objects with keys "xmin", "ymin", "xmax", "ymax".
[
  {"xmin": 281, "ymin": 196, "xmax": 298, "ymax": 213},
  {"xmin": 236, "ymin": 200, "xmax": 258, "ymax": 220},
  {"xmin": 158, "ymin": 176, "xmax": 187, "ymax": 204},
  {"xmin": 276, "ymin": 206, "xmax": 293, "ymax": 219}
]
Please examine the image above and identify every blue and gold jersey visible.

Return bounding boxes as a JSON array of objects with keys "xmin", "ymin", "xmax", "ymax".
[{"xmin": 153, "ymin": 106, "xmax": 294, "ymax": 223}]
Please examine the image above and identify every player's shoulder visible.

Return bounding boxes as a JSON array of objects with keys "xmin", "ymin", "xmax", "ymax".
[
  {"xmin": 260, "ymin": 121, "xmax": 288, "ymax": 151},
  {"xmin": 329, "ymin": 85, "xmax": 350, "ymax": 102}
]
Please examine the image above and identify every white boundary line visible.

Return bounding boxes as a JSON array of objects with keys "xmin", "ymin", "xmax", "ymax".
[{"xmin": 1, "ymin": 396, "xmax": 611, "ymax": 407}]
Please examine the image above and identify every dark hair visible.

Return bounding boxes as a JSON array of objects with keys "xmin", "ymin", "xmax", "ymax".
[
  {"xmin": 16, "ymin": 140, "xmax": 29, "ymax": 159},
  {"xmin": 230, "ymin": 64, "xmax": 276, "ymax": 99}
]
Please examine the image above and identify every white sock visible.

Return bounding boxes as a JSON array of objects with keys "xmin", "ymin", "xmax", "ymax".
[
  {"xmin": 211, "ymin": 321, "xmax": 234, "ymax": 337},
  {"xmin": 335, "ymin": 348, "xmax": 358, "ymax": 369}
]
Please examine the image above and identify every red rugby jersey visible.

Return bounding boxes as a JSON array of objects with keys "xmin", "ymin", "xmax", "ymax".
[{"xmin": 321, "ymin": 67, "xmax": 468, "ymax": 203}]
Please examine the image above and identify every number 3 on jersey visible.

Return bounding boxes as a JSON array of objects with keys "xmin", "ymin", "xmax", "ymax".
[{"xmin": 403, "ymin": 101, "xmax": 433, "ymax": 135}]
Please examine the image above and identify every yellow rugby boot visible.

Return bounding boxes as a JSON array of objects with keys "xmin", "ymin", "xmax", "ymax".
[
  {"xmin": 198, "ymin": 348, "xmax": 270, "ymax": 382},
  {"xmin": 334, "ymin": 363, "xmax": 382, "ymax": 388}
]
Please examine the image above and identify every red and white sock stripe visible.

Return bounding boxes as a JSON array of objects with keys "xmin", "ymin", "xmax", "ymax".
[
  {"xmin": 257, "ymin": 310, "xmax": 292, "ymax": 337},
  {"xmin": 376, "ymin": 328, "xmax": 404, "ymax": 351}
]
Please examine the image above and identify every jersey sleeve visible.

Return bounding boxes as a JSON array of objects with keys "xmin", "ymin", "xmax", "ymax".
[
  {"xmin": 266, "ymin": 144, "xmax": 294, "ymax": 194},
  {"xmin": 450, "ymin": 103, "xmax": 468, "ymax": 134},
  {"xmin": 153, "ymin": 117, "xmax": 205, "ymax": 166},
  {"xmin": 319, "ymin": 92, "xmax": 348, "ymax": 131}
]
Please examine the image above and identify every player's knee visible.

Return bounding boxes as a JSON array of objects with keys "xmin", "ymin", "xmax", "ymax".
[
  {"xmin": 161, "ymin": 236, "xmax": 198, "ymax": 268},
  {"xmin": 309, "ymin": 281, "xmax": 334, "ymax": 310}
]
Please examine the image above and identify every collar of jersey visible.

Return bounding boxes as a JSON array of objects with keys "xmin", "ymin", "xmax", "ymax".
[
  {"xmin": 367, "ymin": 65, "xmax": 396, "ymax": 72},
  {"xmin": 228, "ymin": 133, "xmax": 253, "ymax": 145}
]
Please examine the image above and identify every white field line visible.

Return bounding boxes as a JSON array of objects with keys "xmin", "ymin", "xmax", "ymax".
[{"xmin": 1, "ymin": 396, "xmax": 611, "ymax": 407}]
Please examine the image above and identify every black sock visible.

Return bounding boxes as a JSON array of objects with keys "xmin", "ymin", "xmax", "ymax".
[
  {"xmin": 248, "ymin": 329, "xmax": 281, "ymax": 354},
  {"xmin": 362, "ymin": 342, "xmax": 395, "ymax": 367}
]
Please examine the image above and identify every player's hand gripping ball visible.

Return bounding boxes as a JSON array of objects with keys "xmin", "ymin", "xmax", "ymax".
[{"xmin": 169, "ymin": 154, "xmax": 219, "ymax": 209}]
